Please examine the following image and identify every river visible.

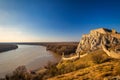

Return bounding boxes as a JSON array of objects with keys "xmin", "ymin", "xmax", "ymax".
[{"xmin": 0, "ymin": 45, "xmax": 61, "ymax": 78}]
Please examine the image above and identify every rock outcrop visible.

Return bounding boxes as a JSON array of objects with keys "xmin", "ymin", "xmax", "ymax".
[
  {"xmin": 102, "ymin": 44, "xmax": 120, "ymax": 59},
  {"xmin": 76, "ymin": 28, "xmax": 120, "ymax": 54}
]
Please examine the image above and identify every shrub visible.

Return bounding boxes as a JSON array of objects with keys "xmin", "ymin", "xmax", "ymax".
[
  {"xmin": 45, "ymin": 62, "xmax": 59, "ymax": 77},
  {"xmin": 91, "ymin": 53, "xmax": 110, "ymax": 64},
  {"xmin": 3, "ymin": 66, "xmax": 32, "ymax": 80}
]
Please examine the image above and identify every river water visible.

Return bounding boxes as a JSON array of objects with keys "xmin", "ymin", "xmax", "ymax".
[{"xmin": 0, "ymin": 45, "xmax": 61, "ymax": 78}]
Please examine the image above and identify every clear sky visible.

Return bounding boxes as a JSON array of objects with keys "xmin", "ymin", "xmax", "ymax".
[{"xmin": 0, "ymin": 0, "xmax": 120, "ymax": 42}]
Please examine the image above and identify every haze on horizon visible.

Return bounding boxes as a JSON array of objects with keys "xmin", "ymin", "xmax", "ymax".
[{"xmin": 0, "ymin": 0, "xmax": 120, "ymax": 42}]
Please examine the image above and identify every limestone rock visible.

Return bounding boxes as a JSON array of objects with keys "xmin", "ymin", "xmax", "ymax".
[{"xmin": 76, "ymin": 28, "xmax": 120, "ymax": 54}]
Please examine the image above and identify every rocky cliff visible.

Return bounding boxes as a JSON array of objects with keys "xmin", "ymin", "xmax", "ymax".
[{"xmin": 76, "ymin": 28, "xmax": 120, "ymax": 54}]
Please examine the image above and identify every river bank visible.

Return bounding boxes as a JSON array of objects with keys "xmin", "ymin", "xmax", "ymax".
[
  {"xmin": 0, "ymin": 42, "xmax": 78, "ymax": 79},
  {"xmin": 0, "ymin": 44, "xmax": 18, "ymax": 53},
  {"xmin": 0, "ymin": 45, "xmax": 61, "ymax": 78}
]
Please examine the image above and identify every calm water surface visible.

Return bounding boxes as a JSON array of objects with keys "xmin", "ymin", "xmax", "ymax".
[{"xmin": 0, "ymin": 45, "xmax": 61, "ymax": 78}]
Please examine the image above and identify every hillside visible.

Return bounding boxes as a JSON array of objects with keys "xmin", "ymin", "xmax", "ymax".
[
  {"xmin": 48, "ymin": 28, "xmax": 120, "ymax": 80},
  {"xmin": 48, "ymin": 50, "xmax": 120, "ymax": 80}
]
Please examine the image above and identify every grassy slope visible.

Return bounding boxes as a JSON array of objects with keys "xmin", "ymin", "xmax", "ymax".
[{"xmin": 48, "ymin": 50, "xmax": 120, "ymax": 80}]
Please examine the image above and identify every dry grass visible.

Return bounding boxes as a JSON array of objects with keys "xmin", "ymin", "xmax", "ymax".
[{"xmin": 48, "ymin": 50, "xmax": 120, "ymax": 80}]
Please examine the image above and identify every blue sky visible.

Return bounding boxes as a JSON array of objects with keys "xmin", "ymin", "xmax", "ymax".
[{"xmin": 0, "ymin": 0, "xmax": 120, "ymax": 42}]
